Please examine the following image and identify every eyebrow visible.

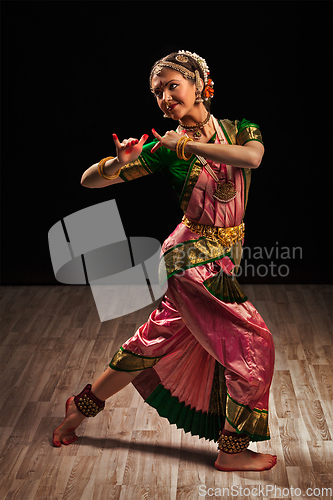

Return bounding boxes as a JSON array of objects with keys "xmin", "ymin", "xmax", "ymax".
[{"xmin": 152, "ymin": 79, "xmax": 181, "ymax": 91}]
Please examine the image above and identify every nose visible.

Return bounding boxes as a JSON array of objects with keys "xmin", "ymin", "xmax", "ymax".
[{"xmin": 163, "ymin": 90, "xmax": 172, "ymax": 103}]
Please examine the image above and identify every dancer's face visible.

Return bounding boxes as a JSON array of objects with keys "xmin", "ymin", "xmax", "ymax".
[{"xmin": 151, "ymin": 68, "xmax": 197, "ymax": 121}]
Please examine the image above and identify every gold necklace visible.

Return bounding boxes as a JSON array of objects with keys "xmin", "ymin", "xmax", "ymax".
[{"xmin": 178, "ymin": 113, "xmax": 211, "ymax": 140}]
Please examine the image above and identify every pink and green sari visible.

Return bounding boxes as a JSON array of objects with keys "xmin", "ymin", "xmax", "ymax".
[{"xmin": 110, "ymin": 118, "xmax": 274, "ymax": 442}]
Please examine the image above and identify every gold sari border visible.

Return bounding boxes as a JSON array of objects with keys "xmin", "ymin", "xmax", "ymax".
[
  {"xmin": 179, "ymin": 157, "xmax": 203, "ymax": 212},
  {"xmin": 119, "ymin": 156, "xmax": 153, "ymax": 182},
  {"xmin": 218, "ymin": 119, "xmax": 238, "ymax": 145},
  {"xmin": 109, "ymin": 346, "xmax": 163, "ymax": 372},
  {"xmin": 242, "ymin": 167, "xmax": 252, "ymax": 214},
  {"xmin": 225, "ymin": 392, "xmax": 270, "ymax": 441},
  {"xmin": 159, "ymin": 237, "xmax": 231, "ymax": 285},
  {"xmin": 236, "ymin": 127, "xmax": 263, "ymax": 146}
]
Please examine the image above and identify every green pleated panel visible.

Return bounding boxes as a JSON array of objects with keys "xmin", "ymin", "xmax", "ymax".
[
  {"xmin": 145, "ymin": 384, "xmax": 223, "ymax": 442},
  {"xmin": 203, "ymin": 270, "xmax": 248, "ymax": 304}
]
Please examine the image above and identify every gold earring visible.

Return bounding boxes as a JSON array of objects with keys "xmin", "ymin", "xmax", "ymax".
[
  {"xmin": 195, "ymin": 70, "xmax": 203, "ymax": 103},
  {"xmin": 195, "ymin": 91, "xmax": 203, "ymax": 104}
]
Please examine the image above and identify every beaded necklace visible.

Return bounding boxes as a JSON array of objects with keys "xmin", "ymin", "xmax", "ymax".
[{"xmin": 178, "ymin": 112, "xmax": 211, "ymax": 140}]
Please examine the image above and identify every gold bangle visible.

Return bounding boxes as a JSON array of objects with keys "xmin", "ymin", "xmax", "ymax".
[
  {"xmin": 97, "ymin": 157, "xmax": 122, "ymax": 180},
  {"xmin": 176, "ymin": 137, "xmax": 185, "ymax": 159},
  {"xmin": 181, "ymin": 137, "xmax": 193, "ymax": 160},
  {"xmin": 176, "ymin": 137, "xmax": 193, "ymax": 161},
  {"xmin": 177, "ymin": 137, "xmax": 188, "ymax": 159}
]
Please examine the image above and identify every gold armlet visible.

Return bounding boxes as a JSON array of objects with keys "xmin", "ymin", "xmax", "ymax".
[
  {"xmin": 98, "ymin": 156, "xmax": 122, "ymax": 180},
  {"xmin": 176, "ymin": 137, "xmax": 193, "ymax": 161}
]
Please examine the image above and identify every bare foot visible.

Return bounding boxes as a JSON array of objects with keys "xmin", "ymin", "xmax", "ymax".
[
  {"xmin": 53, "ymin": 396, "xmax": 86, "ymax": 447},
  {"xmin": 215, "ymin": 448, "xmax": 277, "ymax": 472}
]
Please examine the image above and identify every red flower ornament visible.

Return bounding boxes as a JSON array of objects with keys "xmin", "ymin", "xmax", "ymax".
[{"xmin": 203, "ymin": 78, "xmax": 214, "ymax": 100}]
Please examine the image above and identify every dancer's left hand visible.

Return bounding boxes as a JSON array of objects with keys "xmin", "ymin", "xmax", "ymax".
[{"xmin": 150, "ymin": 129, "xmax": 181, "ymax": 153}]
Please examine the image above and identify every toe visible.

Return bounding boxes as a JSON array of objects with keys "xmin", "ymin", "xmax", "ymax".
[
  {"xmin": 53, "ymin": 436, "xmax": 61, "ymax": 447},
  {"xmin": 62, "ymin": 433, "xmax": 78, "ymax": 445},
  {"xmin": 52, "ymin": 428, "xmax": 61, "ymax": 447}
]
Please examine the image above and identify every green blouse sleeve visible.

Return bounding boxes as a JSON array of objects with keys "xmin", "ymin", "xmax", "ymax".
[
  {"xmin": 119, "ymin": 138, "xmax": 193, "ymax": 197},
  {"xmin": 119, "ymin": 139, "xmax": 167, "ymax": 181},
  {"xmin": 236, "ymin": 118, "xmax": 263, "ymax": 146}
]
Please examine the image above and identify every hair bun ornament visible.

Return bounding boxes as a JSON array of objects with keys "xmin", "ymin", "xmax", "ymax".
[
  {"xmin": 177, "ymin": 50, "xmax": 214, "ymax": 101},
  {"xmin": 175, "ymin": 54, "xmax": 189, "ymax": 63}
]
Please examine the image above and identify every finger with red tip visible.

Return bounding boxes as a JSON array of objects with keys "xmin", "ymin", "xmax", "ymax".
[
  {"xmin": 151, "ymin": 128, "xmax": 163, "ymax": 153},
  {"xmin": 139, "ymin": 133, "xmax": 149, "ymax": 145},
  {"xmin": 112, "ymin": 133, "xmax": 121, "ymax": 149},
  {"xmin": 150, "ymin": 142, "xmax": 162, "ymax": 154},
  {"xmin": 152, "ymin": 128, "xmax": 162, "ymax": 140}
]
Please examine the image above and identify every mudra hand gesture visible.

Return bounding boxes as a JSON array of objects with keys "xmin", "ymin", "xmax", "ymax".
[
  {"xmin": 112, "ymin": 133, "xmax": 149, "ymax": 164},
  {"xmin": 150, "ymin": 129, "xmax": 181, "ymax": 154}
]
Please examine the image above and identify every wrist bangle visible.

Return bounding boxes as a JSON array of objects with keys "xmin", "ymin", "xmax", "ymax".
[
  {"xmin": 176, "ymin": 137, "xmax": 183, "ymax": 159},
  {"xmin": 182, "ymin": 137, "xmax": 193, "ymax": 160},
  {"xmin": 176, "ymin": 137, "xmax": 193, "ymax": 161},
  {"xmin": 98, "ymin": 157, "xmax": 122, "ymax": 180}
]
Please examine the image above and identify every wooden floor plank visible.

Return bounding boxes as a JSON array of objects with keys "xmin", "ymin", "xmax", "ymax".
[{"xmin": 0, "ymin": 284, "xmax": 332, "ymax": 500}]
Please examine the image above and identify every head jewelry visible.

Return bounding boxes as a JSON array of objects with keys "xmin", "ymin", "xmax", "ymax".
[{"xmin": 150, "ymin": 50, "xmax": 214, "ymax": 102}]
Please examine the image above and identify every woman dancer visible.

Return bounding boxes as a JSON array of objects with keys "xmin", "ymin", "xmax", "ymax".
[{"xmin": 53, "ymin": 50, "xmax": 277, "ymax": 472}]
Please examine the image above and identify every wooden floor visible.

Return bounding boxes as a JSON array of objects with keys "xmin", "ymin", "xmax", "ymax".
[{"xmin": 0, "ymin": 284, "xmax": 332, "ymax": 500}]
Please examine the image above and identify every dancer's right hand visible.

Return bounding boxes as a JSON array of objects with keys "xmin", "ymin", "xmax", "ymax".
[{"xmin": 112, "ymin": 133, "xmax": 149, "ymax": 165}]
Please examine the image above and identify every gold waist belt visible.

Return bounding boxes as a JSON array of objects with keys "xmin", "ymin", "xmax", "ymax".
[{"xmin": 182, "ymin": 215, "xmax": 245, "ymax": 248}]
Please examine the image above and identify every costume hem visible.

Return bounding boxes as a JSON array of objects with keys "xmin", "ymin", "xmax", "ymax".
[
  {"xmin": 145, "ymin": 383, "xmax": 223, "ymax": 442},
  {"xmin": 225, "ymin": 393, "xmax": 270, "ymax": 442}
]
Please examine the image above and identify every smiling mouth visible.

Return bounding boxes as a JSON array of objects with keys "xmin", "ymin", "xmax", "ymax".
[{"xmin": 167, "ymin": 103, "xmax": 178, "ymax": 111}]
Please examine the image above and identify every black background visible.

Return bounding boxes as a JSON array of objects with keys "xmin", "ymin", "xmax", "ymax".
[{"xmin": 1, "ymin": 1, "xmax": 332, "ymax": 285}]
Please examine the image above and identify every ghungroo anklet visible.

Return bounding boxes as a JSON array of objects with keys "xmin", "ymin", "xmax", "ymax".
[
  {"xmin": 74, "ymin": 384, "xmax": 105, "ymax": 417},
  {"xmin": 217, "ymin": 429, "xmax": 251, "ymax": 454}
]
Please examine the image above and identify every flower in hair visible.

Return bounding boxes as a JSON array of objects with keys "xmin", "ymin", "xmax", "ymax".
[{"xmin": 203, "ymin": 79, "xmax": 215, "ymax": 100}]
